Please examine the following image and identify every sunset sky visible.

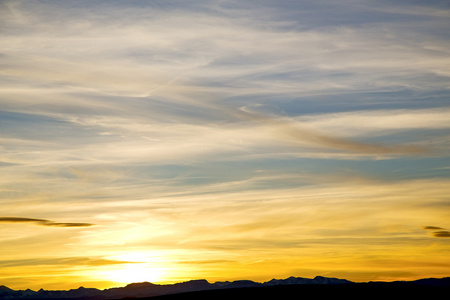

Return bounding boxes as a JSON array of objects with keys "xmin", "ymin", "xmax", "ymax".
[{"xmin": 1, "ymin": 0, "xmax": 450, "ymax": 291}]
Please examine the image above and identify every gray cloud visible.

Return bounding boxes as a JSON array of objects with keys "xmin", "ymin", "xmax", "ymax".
[
  {"xmin": 422, "ymin": 226, "xmax": 450, "ymax": 238},
  {"xmin": 0, "ymin": 257, "xmax": 135, "ymax": 268},
  {"xmin": 422, "ymin": 226, "xmax": 445, "ymax": 230},
  {"xmin": 0, "ymin": 217, "xmax": 43, "ymax": 223},
  {"xmin": 0, "ymin": 217, "xmax": 94, "ymax": 227},
  {"xmin": 432, "ymin": 231, "xmax": 450, "ymax": 238}
]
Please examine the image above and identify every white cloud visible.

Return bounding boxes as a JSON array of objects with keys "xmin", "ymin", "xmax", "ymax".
[
  {"xmin": 2, "ymin": 0, "xmax": 449, "ymax": 103},
  {"xmin": 296, "ymin": 108, "xmax": 450, "ymax": 137}
]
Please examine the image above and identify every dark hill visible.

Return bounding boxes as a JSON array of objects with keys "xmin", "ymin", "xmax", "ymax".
[
  {"xmin": 1, "ymin": 276, "xmax": 449, "ymax": 300},
  {"xmin": 131, "ymin": 283, "xmax": 450, "ymax": 300}
]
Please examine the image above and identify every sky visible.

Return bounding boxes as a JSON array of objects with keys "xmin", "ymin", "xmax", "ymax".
[{"xmin": 0, "ymin": 0, "xmax": 450, "ymax": 291}]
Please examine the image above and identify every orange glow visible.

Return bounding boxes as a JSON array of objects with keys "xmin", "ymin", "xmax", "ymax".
[{"xmin": 103, "ymin": 263, "xmax": 166, "ymax": 284}]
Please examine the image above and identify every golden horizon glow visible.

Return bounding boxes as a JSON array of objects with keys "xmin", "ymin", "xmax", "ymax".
[
  {"xmin": 101, "ymin": 264, "xmax": 166, "ymax": 285},
  {"xmin": 99, "ymin": 252, "xmax": 168, "ymax": 285},
  {"xmin": 1, "ymin": 179, "xmax": 449, "ymax": 290}
]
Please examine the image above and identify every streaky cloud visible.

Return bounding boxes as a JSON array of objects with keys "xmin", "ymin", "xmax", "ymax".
[
  {"xmin": 0, "ymin": 217, "xmax": 44, "ymax": 223},
  {"xmin": 42, "ymin": 222, "xmax": 94, "ymax": 227},
  {"xmin": 233, "ymin": 106, "xmax": 427, "ymax": 156},
  {"xmin": 0, "ymin": 257, "xmax": 136, "ymax": 267},
  {"xmin": 432, "ymin": 231, "xmax": 450, "ymax": 238},
  {"xmin": 422, "ymin": 226, "xmax": 445, "ymax": 230},
  {"xmin": 422, "ymin": 226, "xmax": 450, "ymax": 238},
  {"xmin": 0, "ymin": 217, "xmax": 94, "ymax": 227}
]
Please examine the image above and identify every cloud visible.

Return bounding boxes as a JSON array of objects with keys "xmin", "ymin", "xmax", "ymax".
[
  {"xmin": 422, "ymin": 226, "xmax": 445, "ymax": 230},
  {"xmin": 178, "ymin": 259, "xmax": 234, "ymax": 265},
  {"xmin": 0, "ymin": 257, "xmax": 136, "ymax": 268},
  {"xmin": 235, "ymin": 107, "xmax": 428, "ymax": 156},
  {"xmin": 432, "ymin": 231, "xmax": 450, "ymax": 238},
  {"xmin": 296, "ymin": 109, "xmax": 450, "ymax": 138},
  {"xmin": 422, "ymin": 226, "xmax": 450, "ymax": 238},
  {"xmin": 0, "ymin": 217, "xmax": 94, "ymax": 227},
  {"xmin": 0, "ymin": 0, "xmax": 446, "ymax": 167}
]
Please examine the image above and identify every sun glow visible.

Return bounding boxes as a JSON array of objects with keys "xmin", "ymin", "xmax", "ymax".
[
  {"xmin": 103, "ymin": 253, "xmax": 167, "ymax": 284},
  {"xmin": 105, "ymin": 263, "xmax": 166, "ymax": 284}
]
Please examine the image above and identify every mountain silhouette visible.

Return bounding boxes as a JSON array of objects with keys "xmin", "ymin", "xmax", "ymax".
[{"xmin": 0, "ymin": 276, "xmax": 449, "ymax": 299}]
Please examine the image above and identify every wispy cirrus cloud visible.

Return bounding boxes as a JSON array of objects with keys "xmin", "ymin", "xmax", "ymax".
[
  {"xmin": 0, "ymin": 217, "xmax": 94, "ymax": 228},
  {"xmin": 0, "ymin": 0, "xmax": 448, "ymax": 168},
  {"xmin": 234, "ymin": 107, "xmax": 428, "ymax": 156}
]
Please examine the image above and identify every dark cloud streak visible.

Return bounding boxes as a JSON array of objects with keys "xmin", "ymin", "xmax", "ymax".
[
  {"xmin": 422, "ymin": 226, "xmax": 450, "ymax": 238},
  {"xmin": 0, "ymin": 217, "xmax": 94, "ymax": 227},
  {"xmin": 432, "ymin": 231, "xmax": 450, "ymax": 238},
  {"xmin": 422, "ymin": 226, "xmax": 444, "ymax": 230},
  {"xmin": 0, "ymin": 257, "xmax": 135, "ymax": 267}
]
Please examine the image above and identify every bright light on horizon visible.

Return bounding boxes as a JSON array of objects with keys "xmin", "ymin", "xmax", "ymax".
[
  {"xmin": 103, "ymin": 263, "xmax": 166, "ymax": 284},
  {"xmin": 101, "ymin": 252, "xmax": 168, "ymax": 284}
]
